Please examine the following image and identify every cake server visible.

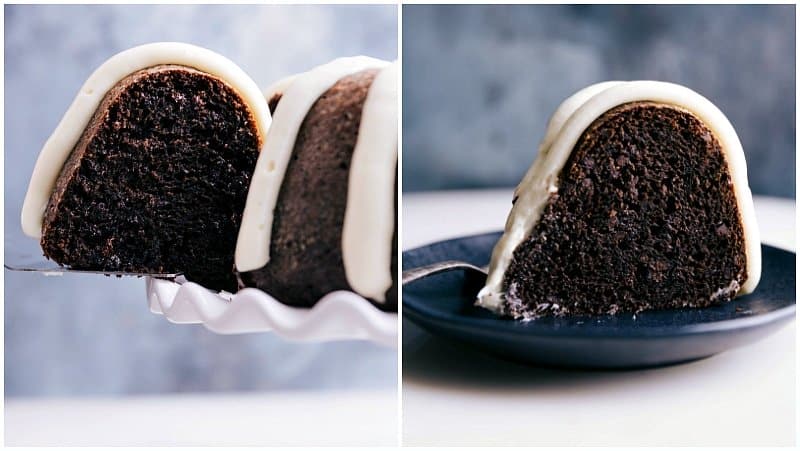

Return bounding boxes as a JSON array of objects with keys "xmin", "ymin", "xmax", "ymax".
[
  {"xmin": 4, "ymin": 244, "xmax": 182, "ymax": 279},
  {"xmin": 4, "ymin": 262, "xmax": 183, "ymax": 279},
  {"xmin": 402, "ymin": 260, "xmax": 487, "ymax": 285}
]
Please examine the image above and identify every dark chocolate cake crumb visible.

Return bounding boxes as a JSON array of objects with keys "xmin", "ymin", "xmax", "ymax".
[
  {"xmin": 267, "ymin": 93, "xmax": 282, "ymax": 115},
  {"xmin": 41, "ymin": 65, "xmax": 260, "ymax": 292},
  {"xmin": 502, "ymin": 102, "xmax": 747, "ymax": 319}
]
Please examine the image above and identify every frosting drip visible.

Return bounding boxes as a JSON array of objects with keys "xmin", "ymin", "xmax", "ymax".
[
  {"xmin": 342, "ymin": 62, "xmax": 398, "ymax": 302},
  {"xmin": 477, "ymin": 81, "xmax": 761, "ymax": 313}
]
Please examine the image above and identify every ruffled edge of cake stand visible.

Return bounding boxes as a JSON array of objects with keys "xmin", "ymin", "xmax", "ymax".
[{"xmin": 146, "ymin": 277, "xmax": 397, "ymax": 347}]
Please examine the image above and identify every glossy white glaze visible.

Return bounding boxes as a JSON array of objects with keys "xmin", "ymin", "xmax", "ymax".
[{"xmin": 342, "ymin": 62, "xmax": 398, "ymax": 302}]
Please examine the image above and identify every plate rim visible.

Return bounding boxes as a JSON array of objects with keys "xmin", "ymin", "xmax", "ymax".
[
  {"xmin": 402, "ymin": 231, "xmax": 796, "ymax": 339},
  {"xmin": 147, "ymin": 277, "xmax": 398, "ymax": 347}
]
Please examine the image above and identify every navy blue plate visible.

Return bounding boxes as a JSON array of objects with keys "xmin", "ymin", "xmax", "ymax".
[{"xmin": 403, "ymin": 231, "xmax": 796, "ymax": 369}]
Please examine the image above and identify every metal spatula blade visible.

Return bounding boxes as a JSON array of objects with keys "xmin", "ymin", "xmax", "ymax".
[
  {"xmin": 3, "ymin": 261, "xmax": 182, "ymax": 278},
  {"xmin": 5, "ymin": 232, "xmax": 183, "ymax": 278},
  {"xmin": 4, "ymin": 241, "xmax": 182, "ymax": 278}
]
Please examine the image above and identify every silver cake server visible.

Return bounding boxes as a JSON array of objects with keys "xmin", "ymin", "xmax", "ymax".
[
  {"xmin": 402, "ymin": 260, "xmax": 487, "ymax": 285},
  {"xmin": 4, "ymin": 239, "xmax": 183, "ymax": 279},
  {"xmin": 3, "ymin": 262, "xmax": 183, "ymax": 279}
]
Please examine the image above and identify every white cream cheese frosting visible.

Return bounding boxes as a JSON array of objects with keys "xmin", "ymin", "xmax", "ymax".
[
  {"xmin": 235, "ymin": 57, "xmax": 397, "ymax": 303},
  {"xmin": 477, "ymin": 81, "xmax": 761, "ymax": 313},
  {"xmin": 20, "ymin": 42, "xmax": 272, "ymax": 239},
  {"xmin": 341, "ymin": 62, "xmax": 398, "ymax": 302}
]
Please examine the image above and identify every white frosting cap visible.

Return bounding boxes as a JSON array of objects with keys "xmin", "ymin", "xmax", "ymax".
[
  {"xmin": 21, "ymin": 42, "xmax": 271, "ymax": 238},
  {"xmin": 477, "ymin": 81, "xmax": 761, "ymax": 313}
]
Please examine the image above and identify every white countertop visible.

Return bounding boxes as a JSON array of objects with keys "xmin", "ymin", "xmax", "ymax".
[
  {"xmin": 402, "ymin": 189, "xmax": 796, "ymax": 446},
  {"xmin": 5, "ymin": 390, "xmax": 398, "ymax": 446}
]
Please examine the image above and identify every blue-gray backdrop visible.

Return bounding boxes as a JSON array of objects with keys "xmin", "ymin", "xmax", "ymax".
[
  {"xmin": 5, "ymin": 4, "xmax": 397, "ymax": 397},
  {"xmin": 403, "ymin": 4, "xmax": 796, "ymax": 198}
]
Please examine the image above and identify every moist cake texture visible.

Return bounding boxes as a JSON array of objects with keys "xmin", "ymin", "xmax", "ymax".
[
  {"xmin": 41, "ymin": 65, "xmax": 260, "ymax": 291},
  {"xmin": 477, "ymin": 81, "xmax": 760, "ymax": 320},
  {"xmin": 21, "ymin": 43, "xmax": 270, "ymax": 293},
  {"xmin": 502, "ymin": 102, "xmax": 746, "ymax": 318}
]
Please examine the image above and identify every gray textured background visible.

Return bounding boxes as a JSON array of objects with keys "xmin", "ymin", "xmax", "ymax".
[
  {"xmin": 403, "ymin": 4, "xmax": 796, "ymax": 198},
  {"xmin": 5, "ymin": 4, "xmax": 397, "ymax": 397}
]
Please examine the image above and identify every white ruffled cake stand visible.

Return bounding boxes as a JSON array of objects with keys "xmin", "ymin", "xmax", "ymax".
[{"xmin": 146, "ymin": 278, "xmax": 397, "ymax": 347}]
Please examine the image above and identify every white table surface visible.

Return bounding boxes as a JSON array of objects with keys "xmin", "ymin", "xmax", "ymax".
[
  {"xmin": 5, "ymin": 390, "xmax": 398, "ymax": 446},
  {"xmin": 402, "ymin": 189, "xmax": 796, "ymax": 447}
]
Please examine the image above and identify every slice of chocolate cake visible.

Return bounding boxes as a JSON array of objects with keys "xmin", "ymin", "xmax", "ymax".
[
  {"xmin": 21, "ymin": 43, "xmax": 271, "ymax": 292},
  {"xmin": 478, "ymin": 81, "xmax": 760, "ymax": 320},
  {"xmin": 236, "ymin": 57, "xmax": 398, "ymax": 311}
]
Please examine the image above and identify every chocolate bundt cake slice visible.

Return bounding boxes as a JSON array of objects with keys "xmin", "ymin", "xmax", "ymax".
[
  {"xmin": 235, "ymin": 57, "xmax": 398, "ymax": 311},
  {"xmin": 478, "ymin": 81, "xmax": 760, "ymax": 320},
  {"xmin": 21, "ymin": 43, "xmax": 270, "ymax": 292}
]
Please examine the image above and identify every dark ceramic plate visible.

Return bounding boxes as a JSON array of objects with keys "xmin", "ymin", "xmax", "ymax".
[{"xmin": 402, "ymin": 231, "xmax": 796, "ymax": 369}]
